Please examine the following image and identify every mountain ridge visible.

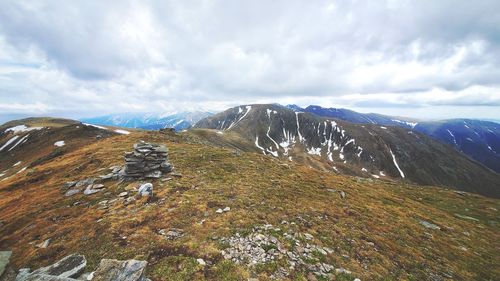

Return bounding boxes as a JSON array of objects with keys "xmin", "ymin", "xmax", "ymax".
[{"xmin": 194, "ymin": 104, "xmax": 500, "ymax": 197}]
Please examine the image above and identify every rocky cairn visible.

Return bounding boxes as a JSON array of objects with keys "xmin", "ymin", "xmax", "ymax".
[{"xmin": 123, "ymin": 141, "xmax": 172, "ymax": 179}]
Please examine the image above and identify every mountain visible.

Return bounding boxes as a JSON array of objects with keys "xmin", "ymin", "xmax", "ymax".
[
  {"xmin": 287, "ymin": 105, "xmax": 418, "ymax": 128},
  {"xmin": 288, "ymin": 105, "xmax": 500, "ymax": 173},
  {"xmin": 194, "ymin": 104, "xmax": 500, "ymax": 197},
  {"xmin": 0, "ymin": 117, "xmax": 498, "ymax": 280},
  {"xmin": 414, "ymin": 119, "xmax": 500, "ymax": 173},
  {"xmin": 0, "ymin": 118, "xmax": 122, "ymax": 181},
  {"xmin": 80, "ymin": 111, "xmax": 212, "ymax": 131}
]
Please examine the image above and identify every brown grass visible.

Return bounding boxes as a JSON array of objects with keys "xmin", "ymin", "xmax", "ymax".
[{"xmin": 0, "ymin": 130, "xmax": 498, "ymax": 281}]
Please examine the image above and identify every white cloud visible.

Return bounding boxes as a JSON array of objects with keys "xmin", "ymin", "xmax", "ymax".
[{"xmin": 0, "ymin": 0, "xmax": 499, "ymax": 121}]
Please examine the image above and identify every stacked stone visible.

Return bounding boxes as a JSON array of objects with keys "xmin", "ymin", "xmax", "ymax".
[{"xmin": 123, "ymin": 141, "xmax": 172, "ymax": 178}]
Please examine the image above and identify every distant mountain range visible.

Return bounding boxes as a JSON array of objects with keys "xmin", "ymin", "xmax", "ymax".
[
  {"xmin": 79, "ymin": 105, "xmax": 499, "ymax": 174},
  {"xmin": 287, "ymin": 105, "xmax": 500, "ymax": 173},
  {"xmin": 194, "ymin": 104, "xmax": 500, "ymax": 197},
  {"xmin": 80, "ymin": 112, "xmax": 212, "ymax": 131}
]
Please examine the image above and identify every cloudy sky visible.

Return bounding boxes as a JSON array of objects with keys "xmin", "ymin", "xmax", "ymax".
[{"xmin": 1, "ymin": 0, "xmax": 499, "ymax": 123}]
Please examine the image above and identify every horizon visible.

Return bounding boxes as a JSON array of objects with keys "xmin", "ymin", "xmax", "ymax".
[
  {"xmin": 1, "ymin": 102, "xmax": 500, "ymax": 125},
  {"xmin": 1, "ymin": 1, "xmax": 500, "ymax": 123}
]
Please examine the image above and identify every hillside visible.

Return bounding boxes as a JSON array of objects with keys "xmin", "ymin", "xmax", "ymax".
[
  {"xmin": 0, "ymin": 118, "xmax": 498, "ymax": 280},
  {"xmin": 289, "ymin": 105, "xmax": 500, "ymax": 173},
  {"xmin": 194, "ymin": 104, "xmax": 500, "ymax": 198},
  {"xmin": 414, "ymin": 119, "xmax": 500, "ymax": 173}
]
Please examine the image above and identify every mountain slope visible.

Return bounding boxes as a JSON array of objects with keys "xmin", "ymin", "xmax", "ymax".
[
  {"xmin": 0, "ymin": 121, "xmax": 498, "ymax": 280},
  {"xmin": 288, "ymin": 105, "xmax": 418, "ymax": 129},
  {"xmin": 80, "ymin": 112, "xmax": 212, "ymax": 131},
  {"xmin": 290, "ymin": 105, "xmax": 500, "ymax": 173},
  {"xmin": 195, "ymin": 104, "xmax": 500, "ymax": 197},
  {"xmin": 0, "ymin": 118, "xmax": 119, "ymax": 181},
  {"xmin": 414, "ymin": 119, "xmax": 500, "ymax": 173}
]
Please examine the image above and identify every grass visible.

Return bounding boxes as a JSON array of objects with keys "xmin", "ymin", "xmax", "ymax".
[{"xmin": 0, "ymin": 130, "xmax": 499, "ymax": 280}]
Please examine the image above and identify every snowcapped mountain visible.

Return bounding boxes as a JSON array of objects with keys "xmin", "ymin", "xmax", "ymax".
[
  {"xmin": 80, "ymin": 112, "xmax": 212, "ymax": 131},
  {"xmin": 287, "ymin": 105, "xmax": 500, "ymax": 173},
  {"xmin": 287, "ymin": 105, "xmax": 418, "ymax": 129},
  {"xmin": 414, "ymin": 119, "xmax": 500, "ymax": 173},
  {"xmin": 194, "ymin": 104, "xmax": 500, "ymax": 197}
]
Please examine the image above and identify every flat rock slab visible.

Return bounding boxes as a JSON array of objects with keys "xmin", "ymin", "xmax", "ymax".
[
  {"xmin": 92, "ymin": 259, "xmax": 147, "ymax": 281},
  {"xmin": 31, "ymin": 254, "xmax": 86, "ymax": 278},
  {"xmin": 0, "ymin": 251, "xmax": 12, "ymax": 277},
  {"xmin": 24, "ymin": 274, "xmax": 77, "ymax": 281}
]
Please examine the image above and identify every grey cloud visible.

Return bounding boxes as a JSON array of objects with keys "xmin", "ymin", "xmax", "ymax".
[{"xmin": 0, "ymin": 0, "xmax": 499, "ymax": 120}]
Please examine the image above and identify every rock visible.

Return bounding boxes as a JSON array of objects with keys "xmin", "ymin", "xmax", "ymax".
[
  {"xmin": 335, "ymin": 268, "xmax": 351, "ymax": 274},
  {"xmin": 84, "ymin": 185, "xmax": 103, "ymax": 195},
  {"xmin": 118, "ymin": 192, "xmax": 128, "ymax": 197},
  {"xmin": 31, "ymin": 254, "xmax": 86, "ymax": 278},
  {"xmin": 65, "ymin": 189, "xmax": 81, "ymax": 197},
  {"xmin": 304, "ymin": 233, "xmax": 314, "ymax": 240},
  {"xmin": 123, "ymin": 141, "xmax": 173, "ymax": 179},
  {"xmin": 454, "ymin": 214, "xmax": 480, "ymax": 222},
  {"xmin": 138, "ymin": 183, "xmax": 153, "ymax": 197},
  {"xmin": 338, "ymin": 191, "xmax": 346, "ymax": 199},
  {"xmin": 75, "ymin": 179, "xmax": 95, "ymax": 188},
  {"xmin": 24, "ymin": 274, "xmax": 76, "ymax": 281},
  {"xmin": 37, "ymin": 239, "xmax": 51, "ymax": 249},
  {"xmin": 64, "ymin": 182, "xmax": 77, "ymax": 189},
  {"xmin": 196, "ymin": 259, "xmax": 206, "ymax": 266},
  {"xmin": 15, "ymin": 268, "xmax": 31, "ymax": 281},
  {"xmin": 100, "ymin": 174, "xmax": 114, "ymax": 180},
  {"xmin": 159, "ymin": 229, "xmax": 183, "ymax": 240},
  {"xmin": 0, "ymin": 251, "xmax": 12, "ymax": 277},
  {"xmin": 92, "ymin": 259, "xmax": 147, "ymax": 281},
  {"xmin": 420, "ymin": 221, "xmax": 441, "ymax": 230}
]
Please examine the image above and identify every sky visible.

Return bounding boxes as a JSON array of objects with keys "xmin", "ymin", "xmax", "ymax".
[{"xmin": 0, "ymin": 0, "xmax": 500, "ymax": 123}]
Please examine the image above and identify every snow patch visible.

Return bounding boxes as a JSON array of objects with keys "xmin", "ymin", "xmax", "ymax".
[
  {"xmin": 5, "ymin": 125, "xmax": 43, "ymax": 134},
  {"xmin": 295, "ymin": 112, "xmax": 304, "ymax": 142},
  {"xmin": 389, "ymin": 149, "xmax": 405, "ymax": 178},
  {"xmin": 446, "ymin": 129, "xmax": 457, "ymax": 146},
  {"xmin": 227, "ymin": 106, "xmax": 252, "ymax": 130},
  {"xmin": 392, "ymin": 119, "xmax": 418, "ymax": 128},
  {"xmin": 216, "ymin": 131, "xmax": 224, "ymax": 135},
  {"xmin": 16, "ymin": 167, "xmax": 27, "ymax": 174},
  {"xmin": 8, "ymin": 134, "xmax": 29, "ymax": 151},
  {"xmin": 307, "ymin": 147, "xmax": 321, "ymax": 156},
  {"xmin": 114, "ymin": 129, "xmax": 130, "ymax": 135},
  {"xmin": 0, "ymin": 136, "xmax": 19, "ymax": 151},
  {"xmin": 13, "ymin": 161, "xmax": 21, "ymax": 167},
  {"xmin": 83, "ymin": 123, "xmax": 107, "ymax": 130},
  {"xmin": 254, "ymin": 136, "xmax": 266, "ymax": 155},
  {"xmin": 380, "ymin": 126, "xmax": 387, "ymax": 130},
  {"xmin": 54, "ymin": 141, "xmax": 65, "ymax": 147}
]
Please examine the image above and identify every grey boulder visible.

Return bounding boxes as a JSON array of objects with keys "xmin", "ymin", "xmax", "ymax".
[
  {"xmin": 24, "ymin": 274, "xmax": 77, "ymax": 281},
  {"xmin": 31, "ymin": 254, "xmax": 86, "ymax": 278},
  {"xmin": 92, "ymin": 259, "xmax": 148, "ymax": 281},
  {"xmin": 0, "ymin": 251, "xmax": 12, "ymax": 277}
]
